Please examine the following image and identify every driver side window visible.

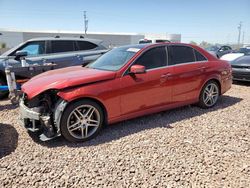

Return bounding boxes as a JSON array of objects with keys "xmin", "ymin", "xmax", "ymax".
[
  {"xmin": 18, "ymin": 41, "xmax": 45, "ymax": 56},
  {"xmin": 134, "ymin": 47, "xmax": 167, "ymax": 70}
]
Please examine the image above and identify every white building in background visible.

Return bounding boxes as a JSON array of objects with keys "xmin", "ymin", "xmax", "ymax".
[
  {"xmin": 0, "ymin": 28, "xmax": 181, "ymax": 48},
  {"xmin": 143, "ymin": 33, "xmax": 181, "ymax": 42}
]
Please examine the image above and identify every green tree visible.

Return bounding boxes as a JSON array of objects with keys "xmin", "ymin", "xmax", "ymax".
[{"xmin": 200, "ymin": 41, "xmax": 211, "ymax": 49}]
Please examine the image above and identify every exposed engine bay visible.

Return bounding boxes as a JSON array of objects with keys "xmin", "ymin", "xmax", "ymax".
[{"xmin": 20, "ymin": 90, "xmax": 68, "ymax": 141}]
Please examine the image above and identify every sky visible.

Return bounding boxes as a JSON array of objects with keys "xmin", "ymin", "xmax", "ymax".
[{"xmin": 0, "ymin": 0, "xmax": 250, "ymax": 44}]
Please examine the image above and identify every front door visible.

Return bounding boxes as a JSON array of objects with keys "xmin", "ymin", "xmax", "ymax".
[{"xmin": 120, "ymin": 46, "xmax": 173, "ymax": 115}]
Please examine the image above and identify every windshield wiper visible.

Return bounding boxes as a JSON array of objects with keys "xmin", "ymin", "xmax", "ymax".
[{"xmin": 82, "ymin": 62, "xmax": 90, "ymax": 67}]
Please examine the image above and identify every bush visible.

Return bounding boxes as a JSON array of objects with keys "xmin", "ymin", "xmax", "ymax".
[{"xmin": 0, "ymin": 43, "xmax": 6, "ymax": 49}]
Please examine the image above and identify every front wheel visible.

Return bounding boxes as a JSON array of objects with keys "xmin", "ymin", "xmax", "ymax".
[
  {"xmin": 60, "ymin": 100, "xmax": 104, "ymax": 142},
  {"xmin": 198, "ymin": 81, "xmax": 220, "ymax": 109}
]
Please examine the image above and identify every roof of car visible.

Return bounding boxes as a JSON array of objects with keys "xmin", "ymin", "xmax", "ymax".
[
  {"xmin": 117, "ymin": 42, "xmax": 217, "ymax": 61},
  {"xmin": 26, "ymin": 37, "xmax": 103, "ymax": 45},
  {"xmin": 119, "ymin": 42, "xmax": 194, "ymax": 50}
]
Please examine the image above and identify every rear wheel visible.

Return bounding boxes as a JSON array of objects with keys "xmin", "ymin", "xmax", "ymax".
[
  {"xmin": 60, "ymin": 100, "xmax": 104, "ymax": 142},
  {"xmin": 198, "ymin": 81, "xmax": 220, "ymax": 109},
  {"xmin": 0, "ymin": 77, "xmax": 8, "ymax": 99}
]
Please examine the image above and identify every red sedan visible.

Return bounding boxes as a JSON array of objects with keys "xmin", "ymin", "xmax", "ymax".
[{"xmin": 20, "ymin": 43, "xmax": 232, "ymax": 142}]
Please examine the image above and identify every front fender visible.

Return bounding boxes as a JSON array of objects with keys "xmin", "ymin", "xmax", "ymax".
[
  {"xmin": 56, "ymin": 79, "xmax": 121, "ymax": 121},
  {"xmin": 57, "ymin": 86, "xmax": 106, "ymax": 104}
]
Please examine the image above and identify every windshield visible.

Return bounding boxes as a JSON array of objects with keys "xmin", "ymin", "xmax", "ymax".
[{"xmin": 87, "ymin": 46, "xmax": 139, "ymax": 71}]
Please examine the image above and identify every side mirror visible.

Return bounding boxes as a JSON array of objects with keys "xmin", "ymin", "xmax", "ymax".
[
  {"xmin": 15, "ymin": 50, "xmax": 28, "ymax": 59},
  {"xmin": 129, "ymin": 65, "xmax": 146, "ymax": 74}
]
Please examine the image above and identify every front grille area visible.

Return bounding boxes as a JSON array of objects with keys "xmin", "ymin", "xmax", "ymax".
[
  {"xmin": 232, "ymin": 72, "xmax": 250, "ymax": 81},
  {"xmin": 232, "ymin": 65, "xmax": 250, "ymax": 69}
]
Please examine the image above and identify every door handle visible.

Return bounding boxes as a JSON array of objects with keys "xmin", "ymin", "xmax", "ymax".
[
  {"xmin": 42, "ymin": 58, "xmax": 47, "ymax": 64},
  {"xmin": 161, "ymin": 73, "xmax": 172, "ymax": 78},
  {"xmin": 198, "ymin": 66, "xmax": 207, "ymax": 72}
]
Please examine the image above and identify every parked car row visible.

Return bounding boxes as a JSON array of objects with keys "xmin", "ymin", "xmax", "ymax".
[
  {"xmin": 220, "ymin": 47, "xmax": 250, "ymax": 82},
  {"xmin": 204, "ymin": 45, "xmax": 250, "ymax": 82},
  {"xmin": 206, "ymin": 45, "xmax": 233, "ymax": 58},
  {"xmin": 220, "ymin": 47, "xmax": 250, "ymax": 61}
]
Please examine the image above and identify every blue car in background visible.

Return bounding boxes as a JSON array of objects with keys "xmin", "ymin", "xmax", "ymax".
[{"xmin": 206, "ymin": 45, "xmax": 232, "ymax": 58}]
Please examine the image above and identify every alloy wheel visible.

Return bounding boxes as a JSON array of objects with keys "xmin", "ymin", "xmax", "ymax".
[
  {"xmin": 66, "ymin": 105, "xmax": 101, "ymax": 139},
  {"xmin": 203, "ymin": 83, "xmax": 219, "ymax": 107}
]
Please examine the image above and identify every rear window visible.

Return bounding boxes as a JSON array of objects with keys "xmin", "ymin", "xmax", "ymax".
[
  {"xmin": 194, "ymin": 49, "xmax": 207, "ymax": 61},
  {"xmin": 168, "ymin": 46, "xmax": 195, "ymax": 65},
  {"xmin": 50, "ymin": 40, "xmax": 75, "ymax": 53},
  {"xmin": 76, "ymin": 41, "xmax": 97, "ymax": 51}
]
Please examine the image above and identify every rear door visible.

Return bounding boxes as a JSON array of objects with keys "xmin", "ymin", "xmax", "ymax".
[
  {"xmin": 42, "ymin": 40, "xmax": 82, "ymax": 68},
  {"xmin": 75, "ymin": 41, "xmax": 103, "ymax": 64},
  {"xmin": 168, "ymin": 45, "xmax": 207, "ymax": 103}
]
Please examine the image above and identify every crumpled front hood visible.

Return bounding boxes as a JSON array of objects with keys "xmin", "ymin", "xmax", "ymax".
[{"xmin": 22, "ymin": 66, "xmax": 116, "ymax": 99}]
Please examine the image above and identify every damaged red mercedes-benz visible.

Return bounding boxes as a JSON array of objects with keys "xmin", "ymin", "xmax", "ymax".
[{"xmin": 19, "ymin": 43, "xmax": 232, "ymax": 142}]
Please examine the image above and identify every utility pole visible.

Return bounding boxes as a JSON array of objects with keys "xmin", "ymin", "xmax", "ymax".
[
  {"xmin": 84, "ymin": 11, "xmax": 88, "ymax": 36},
  {"xmin": 242, "ymin": 31, "xmax": 245, "ymax": 45},
  {"xmin": 237, "ymin": 22, "xmax": 242, "ymax": 48}
]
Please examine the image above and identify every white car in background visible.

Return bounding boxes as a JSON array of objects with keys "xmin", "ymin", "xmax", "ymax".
[
  {"xmin": 220, "ymin": 47, "xmax": 250, "ymax": 61},
  {"xmin": 139, "ymin": 38, "xmax": 170, "ymax": 44}
]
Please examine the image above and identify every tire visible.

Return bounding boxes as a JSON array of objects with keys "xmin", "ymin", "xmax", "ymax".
[
  {"xmin": 60, "ymin": 99, "xmax": 104, "ymax": 142},
  {"xmin": 198, "ymin": 81, "xmax": 220, "ymax": 109},
  {"xmin": 0, "ymin": 77, "xmax": 8, "ymax": 99}
]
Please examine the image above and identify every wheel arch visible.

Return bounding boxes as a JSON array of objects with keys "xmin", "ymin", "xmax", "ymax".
[
  {"xmin": 200, "ymin": 78, "xmax": 221, "ymax": 96},
  {"xmin": 209, "ymin": 79, "xmax": 221, "ymax": 95},
  {"xmin": 64, "ymin": 97, "xmax": 108, "ymax": 125}
]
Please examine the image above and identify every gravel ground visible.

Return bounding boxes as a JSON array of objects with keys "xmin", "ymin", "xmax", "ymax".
[{"xmin": 0, "ymin": 83, "xmax": 249, "ymax": 187}]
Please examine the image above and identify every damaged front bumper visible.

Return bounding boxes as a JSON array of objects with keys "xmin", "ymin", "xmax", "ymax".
[{"xmin": 19, "ymin": 98, "xmax": 68, "ymax": 141}]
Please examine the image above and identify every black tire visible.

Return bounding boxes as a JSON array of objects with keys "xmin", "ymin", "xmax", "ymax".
[
  {"xmin": 0, "ymin": 77, "xmax": 8, "ymax": 99},
  {"xmin": 60, "ymin": 99, "xmax": 104, "ymax": 142},
  {"xmin": 198, "ymin": 80, "xmax": 220, "ymax": 109}
]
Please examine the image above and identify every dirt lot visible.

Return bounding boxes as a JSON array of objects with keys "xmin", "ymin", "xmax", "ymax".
[{"xmin": 0, "ymin": 83, "xmax": 249, "ymax": 187}]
